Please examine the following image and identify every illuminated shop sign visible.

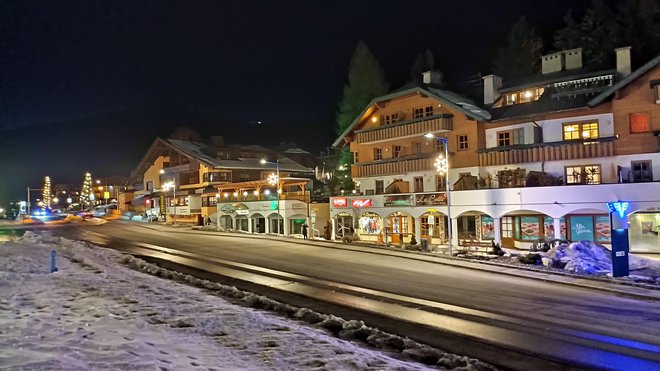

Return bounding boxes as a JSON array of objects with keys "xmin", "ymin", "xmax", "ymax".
[
  {"xmin": 415, "ymin": 192, "xmax": 447, "ymax": 206},
  {"xmin": 351, "ymin": 199, "xmax": 372, "ymax": 208},
  {"xmin": 607, "ymin": 202, "xmax": 630, "ymax": 219},
  {"xmin": 383, "ymin": 194, "xmax": 414, "ymax": 207},
  {"xmin": 332, "ymin": 198, "xmax": 348, "ymax": 208}
]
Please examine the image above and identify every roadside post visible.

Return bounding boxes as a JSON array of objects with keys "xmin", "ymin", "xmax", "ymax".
[
  {"xmin": 607, "ymin": 201, "xmax": 630, "ymax": 277},
  {"xmin": 50, "ymin": 250, "xmax": 58, "ymax": 273}
]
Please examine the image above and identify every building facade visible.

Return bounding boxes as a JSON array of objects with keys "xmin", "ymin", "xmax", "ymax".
[{"xmin": 331, "ymin": 50, "xmax": 660, "ymax": 253}]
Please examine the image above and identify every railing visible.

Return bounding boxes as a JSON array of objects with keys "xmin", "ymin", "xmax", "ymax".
[
  {"xmin": 478, "ymin": 138, "xmax": 616, "ymax": 167},
  {"xmin": 217, "ymin": 191, "xmax": 311, "ymax": 203},
  {"xmin": 352, "ymin": 156, "xmax": 434, "ymax": 178},
  {"xmin": 355, "ymin": 114, "xmax": 453, "ymax": 144}
]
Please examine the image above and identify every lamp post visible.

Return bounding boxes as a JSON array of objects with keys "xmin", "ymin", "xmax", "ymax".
[
  {"xmin": 260, "ymin": 158, "xmax": 281, "ymax": 234},
  {"xmin": 26, "ymin": 187, "xmax": 45, "ymax": 217},
  {"xmin": 424, "ymin": 133, "xmax": 453, "ymax": 257},
  {"xmin": 160, "ymin": 169, "xmax": 176, "ymax": 225}
]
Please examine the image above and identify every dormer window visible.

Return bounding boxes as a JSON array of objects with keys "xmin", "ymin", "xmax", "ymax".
[
  {"xmin": 413, "ymin": 105, "xmax": 434, "ymax": 119},
  {"xmin": 504, "ymin": 88, "xmax": 545, "ymax": 106}
]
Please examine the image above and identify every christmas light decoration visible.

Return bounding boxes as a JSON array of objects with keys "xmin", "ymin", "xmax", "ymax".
[
  {"xmin": 42, "ymin": 176, "xmax": 52, "ymax": 210},
  {"xmin": 80, "ymin": 172, "xmax": 93, "ymax": 209}
]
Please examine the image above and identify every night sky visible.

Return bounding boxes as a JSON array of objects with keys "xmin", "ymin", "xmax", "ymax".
[{"xmin": 0, "ymin": 0, "xmax": 595, "ymax": 203}]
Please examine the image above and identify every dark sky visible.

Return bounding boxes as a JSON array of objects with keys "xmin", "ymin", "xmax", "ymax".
[{"xmin": 0, "ymin": 0, "xmax": 594, "ymax": 203}]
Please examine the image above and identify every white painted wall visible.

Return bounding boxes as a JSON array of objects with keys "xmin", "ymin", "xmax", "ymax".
[{"xmin": 485, "ymin": 113, "xmax": 615, "ymax": 148}]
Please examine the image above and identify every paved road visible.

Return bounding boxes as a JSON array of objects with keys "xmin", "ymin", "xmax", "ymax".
[{"xmin": 54, "ymin": 221, "xmax": 660, "ymax": 369}]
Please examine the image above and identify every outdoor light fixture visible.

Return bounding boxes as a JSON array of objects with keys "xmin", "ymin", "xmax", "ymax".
[
  {"xmin": 223, "ymin": 193, "xmax": 229, "ymax": 198},
  {"xmin": 52, "ymin": 197, "xmax": 59, "ymax": 203},
  {"xmin": 264, "ymin": 190, "xmax": 271, "ymax": 195},
  {"xmin": 268, "ymin": 173, "xmax": 278, "ymax": 186},
  {"xmin": 215, "ymin": 193, "xmax": 220, "ymax": 198},
  {"xmin": 253, "ymin": 190, "xmax": 259, "ymax": 196},
  {"xmin": 243, "ymin": 191, "xmax": 248, "ymax": 196},
  {"xmin": 233, "ymin": 192, "xmax": 238, "ymax": 197},
  {"xmin": 371, "ymin": 116, "xmax": 377, "ymax": 123}
]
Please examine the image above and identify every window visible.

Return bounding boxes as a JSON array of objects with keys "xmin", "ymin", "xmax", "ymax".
[
  {"xmin": 563, "ymin": 121, "xmax": 599, "ymax": 141},
  {"xmin": 435, "ymin": 175, "xmax": 446, "ymax": 191},
  {"xmin": 414, "ymin": 177, "xmax": 424, "ymax": 192},
  {"xmin": 412, "ymin": 142, "xmax": 422, "ymax": 155},
  {"xmin": 146, "ymin": 181, "xmax": 153, "ymax": 191},
  {"xmin": 239, "ymin": 173, "xmax": 250, "ymax": 181},
  {"xmin": 630, "ymin": 113, "xmax": 650, "ymax": 133},
  {"xmin": 375, "ymin": 180, "xmax": 384, "ymax": 195},
  {"xmin": 381, "ymin": 113, "xmax": 399, "ymax": 125},
  {"xmin": 414, "ymin": 105, "xmax": 433, "ymax": 119},
  {"xmin": 632, "ymin": 160, "xmax": 653, "ymax": 182},
  {"xmin": 353, "ymin": 151, "xmax": 359, "ymax": 163},
  {"xmin": 457, "ymin": 135, "xmax": 469, "ymax": 150},
  {"xmin": 504, "ymin": 88, "xmax": 545, "ymax": 106},
  {"xmin": 565, "ymin": 165, "xmax": 601, "ymax": 184},
  {"xmin": 204, "ymin": 172, "xmax": 231, "ymax": 182},
  {"xmin": 497, "ymin": 168, "xmax": 525, "ymax": 188},
  {"xmin": 501, "ymin": 217, "xmax": 513, "ymax": 238},
  {"xmin": 512, "ymin": 128, "xmax": 524, "ymax": 145},
  {"xmin": 373, "ymin": 148, "xmax": 382, "ymax": 161},
  {"xmin": 392, "ymin": 145, "xmax": 401, "ymax": 158},
  {"xmin": 654, "ymin": 83, "xmax": 660, "ymax": 104},
  {"xmin": 433, "ymin": 139, "xmax": 445, "ymax": 153},
  {"xmin": 202, "ymin": 196, "xmax": 218, "ymax": 207},
  {"xmin": 497, "ymin": 131, "xmax": 511, "ymax": 147}
]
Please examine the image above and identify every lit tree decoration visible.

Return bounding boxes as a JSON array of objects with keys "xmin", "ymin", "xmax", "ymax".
[
  {"xmin": 80, "ymin": 172, "xmax": 93, "ymax": 209},
  {"xmin": 42, "ymin": 176, "xmax": 52, "ymax": 210},
  {"xmin": 434, "ymin": 154, "xmax": 448, "ymax": 175}
]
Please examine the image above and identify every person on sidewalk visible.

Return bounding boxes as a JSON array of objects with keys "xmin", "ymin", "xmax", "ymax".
[{"xmin": 302, "ymin": 223, "xmax": 309, "ymax": 240}]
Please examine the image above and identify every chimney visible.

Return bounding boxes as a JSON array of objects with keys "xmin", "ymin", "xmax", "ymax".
[
  {"xmin": 422, "ymin": 70, "xmax": 443, "ymax": 85},
  {"xmin": 563, "ymin": 48, "xmax": 583, "ymax": 70},
  {"xmin": 482, "ymin": 74, "xmax": 503, "ymax": 105},
  {"xmin": 615, "ymin": 46, "xmax": 632, "ymax": 77},
  {"xmin": 541, "ymin": 52, "xmax": 564, "ymax": 75}
]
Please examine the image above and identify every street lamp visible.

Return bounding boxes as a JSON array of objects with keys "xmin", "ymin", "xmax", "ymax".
[
  {"xmin": 260, "ymin": 158, "xmax": 281, "ymax": 234},
  {"xmin": 424, "ymin": 132, "xmax": 453, "ymax": 257},
  {"xmin": 160, "ymin": 169, "xmax": 176, "ymax": 225}
]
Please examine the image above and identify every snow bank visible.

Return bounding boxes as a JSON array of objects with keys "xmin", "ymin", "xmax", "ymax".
[{"xmin": 0, "ymin": 231, "xmax": 495, "ymax": 370}]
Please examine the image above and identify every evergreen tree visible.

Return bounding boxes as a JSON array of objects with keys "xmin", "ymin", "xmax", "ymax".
[
  {"xmin": 617, "ymin": 0, "xmax": 660, "ymax": 66},
  {"xmin": 578, "ymin": 0, "xmax": 621, "ymax": 67},
  {"xmin": 42, "ymin": 176, "xmax": 52, "ymax": 211},
  {"xmin": 334, "ymin": 41, "xmax": 388, "ymax": 193},
  {"xmin": 80, "ymin": 172, "xmax": 93, "ymax": 210},
  {"xmin": 492, "ymin": 17, "xmax": 544, "ymax": 79},
  {"xmin": 410, "ymin": 49, "xmax": 439, "ymax": 84},
  {"xmin": 336, "ymin": 41, "xmax": 388, "ymax": 136},
  {"xmin": 553, "ymin": 10, "xmax": 582, "ymax": 51}
]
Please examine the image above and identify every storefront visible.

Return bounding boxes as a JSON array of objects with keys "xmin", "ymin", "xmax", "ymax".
[
  {"xmin": 357, "ymin": 212, "xmax": 383, "ymax": 242},
  {"xmin": 387, "ymin": 212, "xmax": 415, "ymax": 245},
  {"xmin": 335, "ymin": 212, "xmax": 353, "ymax": 238},
  {"xmin": 628, "ymin": 212, "xmax": 660, "ymax": 253}
]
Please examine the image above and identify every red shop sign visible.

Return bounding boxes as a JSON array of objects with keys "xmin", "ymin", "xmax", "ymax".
[
  {"xmin": 352, "ymin": 199, "xmax": 372, "ymax": 208},
  {"xmin": 332, "ymin": 198, "xmax": 348, "ymax": 208}
]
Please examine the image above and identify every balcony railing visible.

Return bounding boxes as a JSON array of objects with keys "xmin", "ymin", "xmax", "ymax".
[
  {"xmin": 352, "ymin": 156, "xmax": 433, "ymax": 178},
  {"xmin": 217, "ymin": 191, "xmax": 311, "ymax": 204},
  {"xmin": 478, "ymin": 137, "xmax": 616, "ymax": 167},
  {"xmin": 354, "ymin": 114, "xmax": 453, "ymax": 144}
]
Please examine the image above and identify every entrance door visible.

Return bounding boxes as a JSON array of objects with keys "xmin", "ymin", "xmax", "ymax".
[
  {"xmin": 336, "ymin": 215, "xmax": 352, "ymax": 237},
  {"xmin": 458, "ymin": 216, "xmax": 477, "ymax": 239}
]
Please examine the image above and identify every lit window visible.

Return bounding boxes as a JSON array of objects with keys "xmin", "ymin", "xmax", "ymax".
[
  {"xmin": 563, "ymin": 122, "xmax": 598, "ymax": 141},
  {"xmin": 565, "ymin": 165, "xmax": 601, "ymax": 184},
  {"xmin": 501, "ymin": 217, "xmax": 513, "ymax": 238},
  {"xmin": 630, "ymin": 113, "xmax": 650, "ymax": 133},
  {"xmin": 504, "ymin": 88, "xmax": 544, "ymax": 105},
  {"xmin": 457, "ymin": 135, "xmax": 469, "ymax": 150}
]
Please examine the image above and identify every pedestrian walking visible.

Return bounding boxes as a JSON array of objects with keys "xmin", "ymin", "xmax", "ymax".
[{"xmin": 302, "ymin": 223, "xmax": 309, "ymax": 240}]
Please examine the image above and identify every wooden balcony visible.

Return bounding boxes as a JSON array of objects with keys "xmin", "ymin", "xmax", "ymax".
[
  {"xmin": 352, "ymin": 156, "xmax": 433, "ymax": 178},
  {"xmin": 478, "ymin": 137, "xmax": 616, "ymax": 167},
  {"xmin": 355, "ymin": 114, "xmax": 453, "ymax": 144}
]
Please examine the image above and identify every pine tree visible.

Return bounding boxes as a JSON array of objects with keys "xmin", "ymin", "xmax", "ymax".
[
  {"xmin": 579, "ymin": 0, "xmax": 621, "ymax": 67},
  {"xmin": 80, "ymin": 172, "xmax": 93, "ymax": 210},
  {"xmin": 336, "ymin": 41, "xmax": 389, "ymax": 136},
  {"xmin": 334, "ymin": 41, "xmax": 388, "ymax": 192},
  {"xmin": 492, "ymin": 17, "xmax": 544, "ymax": 79},
  {"xmin": 617, "ymin": 0, "xmax": 660, "ymax": 66},
  {"xmin": 553, "ymin": 10, "xmax": 582, "ymax": 51},
  {"xmin": 42, "ymin": 176, "xmax": 52, "ymax": 211},
  {"xmin": 410, "ymin": 49, "xmax": 439, "ymax": 84}
]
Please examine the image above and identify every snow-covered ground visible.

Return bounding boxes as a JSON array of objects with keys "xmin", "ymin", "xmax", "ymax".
[{"xmin": 0, "ymin": 232, "xmax": 491, "ymax": 370}]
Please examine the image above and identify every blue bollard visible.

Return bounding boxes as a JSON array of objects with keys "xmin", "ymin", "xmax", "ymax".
[{"xmin": 50, "ymin": 250, "xmax": 58, "ymax": 273}]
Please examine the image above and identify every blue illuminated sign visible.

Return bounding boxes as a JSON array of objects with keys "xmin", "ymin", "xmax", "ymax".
[{"xmin": 607, "ymin": 202, "xmax": 629, "ymax": 219}]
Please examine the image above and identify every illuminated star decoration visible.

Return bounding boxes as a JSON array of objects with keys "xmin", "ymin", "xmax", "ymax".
[{"xmin": 434, "ymin": 155, "xmax": 448, "ymax": 175}]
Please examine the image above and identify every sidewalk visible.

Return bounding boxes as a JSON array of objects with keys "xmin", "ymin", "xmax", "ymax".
[{"xmin": 119, "ymin": 220, "xmax": 660, "ymax": 300}]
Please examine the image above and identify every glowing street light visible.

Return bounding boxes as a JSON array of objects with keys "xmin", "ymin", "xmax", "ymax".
[
  {"xmin": 160, "ymin": 169, "xmax": 177, "ymax": 225},
  {"xmin": 261, "ymin": 158, "xmax": 282, "ymax": 234}
]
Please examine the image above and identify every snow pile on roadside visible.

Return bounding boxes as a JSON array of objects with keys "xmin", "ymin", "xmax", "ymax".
[
  {"xmin": 546, "ymin": 240, "xmax": 660, "ymax": 276},
  {"xmin": 1, "ymin": 231, "xmax": 495, "ymax": 370}
]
